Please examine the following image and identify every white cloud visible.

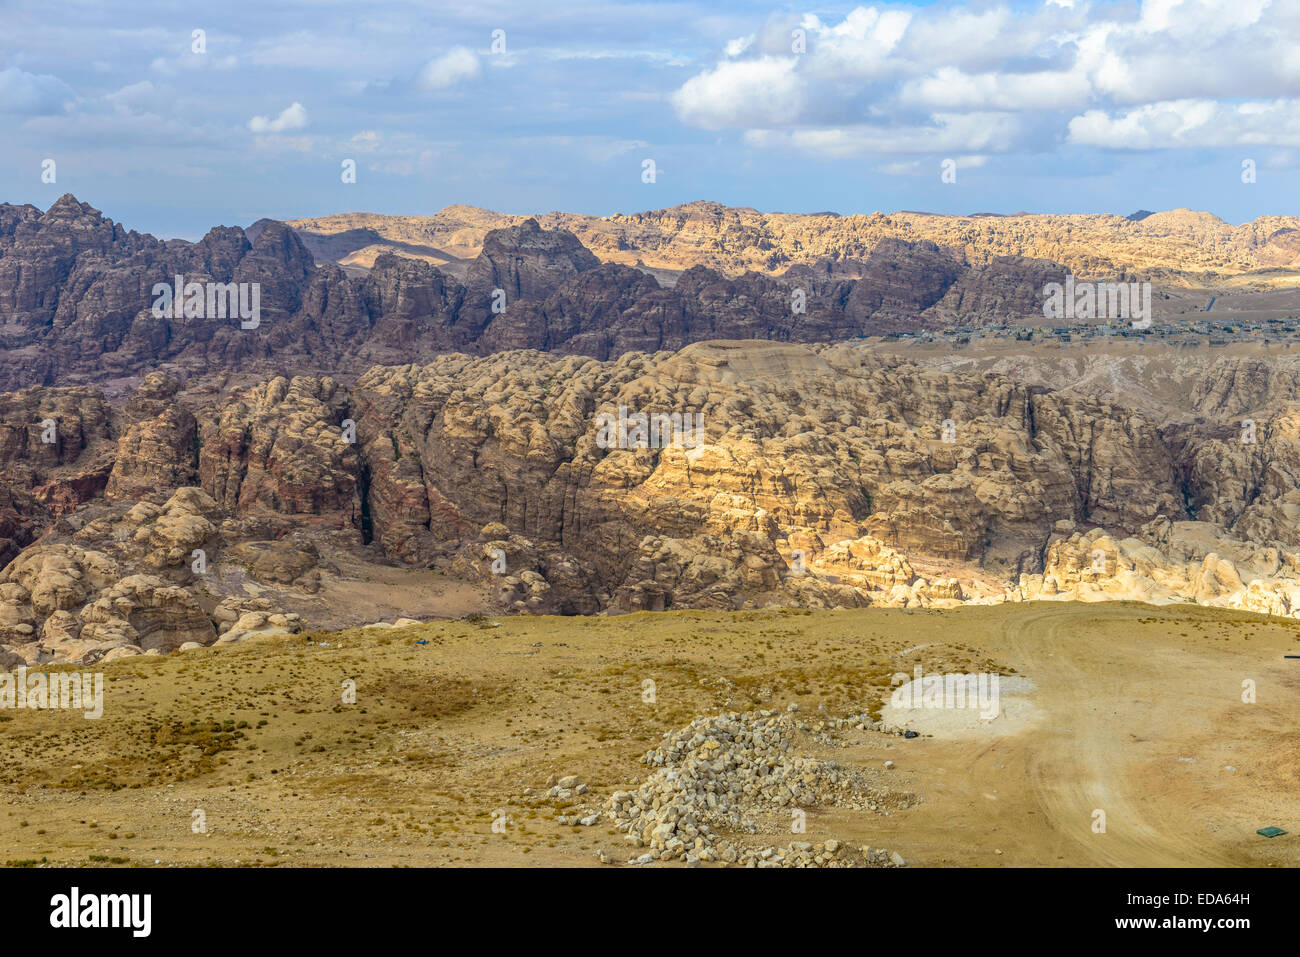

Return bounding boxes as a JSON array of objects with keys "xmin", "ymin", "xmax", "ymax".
[
  {"xmin": 1068, "ymin": 99, "xmax": 1300, "ymax": 149},
  {"xmin": 349, "ymin": 130, "xmax": 381, "ymax": 152},
  {"xmin": 671, "ymin": 57, "xmax": 804, "ymax": 129},
  {"xmin": 798, "ymin": 6, "xmax": 912, "ymax": 78},
  {"xmin": 0, "ymin": 67, "xmax": 75, "ymax": 115},
  {"xmin": 248, "ymin": 102, "xmax": 308, "ymax": 133},
  {"xmin": 673, "ymin": 2, "xmax": 1300, "ymax": 157},
  {"xmin": 745, "ymin": 114, "xmax": 1021, "ymax": 157},
  {"xmin": 538, "ymin": 48, "xmax": 687, "ymax": 65},
  {"xmin": 724, "ymin": 35, "xmax": 754, "ymax": 58},
  {"xmin": 417, "ymin": 47, "xmax": 482, "ymax": 92},
  {"xmin": 105, "ymin": 80, "xmax": 162, "ymax": 114},
  {"xmin": 901, "ymin": 66, "xmax": 1091, "ymax": 111}
]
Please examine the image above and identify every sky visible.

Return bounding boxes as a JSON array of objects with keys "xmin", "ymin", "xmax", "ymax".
[{"xmin": 1, "ymin": 0, "xmax": 1298, "ymax": 239}]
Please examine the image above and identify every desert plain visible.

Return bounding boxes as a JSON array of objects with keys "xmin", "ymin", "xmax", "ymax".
[{"xmin": 2, "ymin": 600, "xmax": 1296, "ymax": 868}]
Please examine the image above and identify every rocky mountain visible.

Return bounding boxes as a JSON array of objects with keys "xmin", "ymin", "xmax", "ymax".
[
  {"xmin": 6, "ymin": 193, "xmax": 1300, "ymax": 665},
  {"xmin": 6, "ymin": 339, "xmax": 1300, "ymax": 663},
  {"xmin": 289, "ymin": 200, "xmax": 1300, "ymax": 288},
  {"xmin": 0, "ymin": 195, "xmax": 1076, "ymax": 391}
]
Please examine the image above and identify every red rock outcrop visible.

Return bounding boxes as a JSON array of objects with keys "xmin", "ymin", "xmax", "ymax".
[{"xmin": 0, "ymin": 195, "xmax": 1079, "ymax": 390}]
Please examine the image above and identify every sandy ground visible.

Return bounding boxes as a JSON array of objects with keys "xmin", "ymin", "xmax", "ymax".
[
  {"xmin": 303, "ymin": 558, "xmax": 491, "ymax": 628},
  {"xmin": 865, "ymin": 603, "xmax": 1300, "ymax": 867},
  {"xmin": 1, "ymin": 601, "xmax": 1296, "ymax": 868},
  {"xmin": 881, "ymin": 676, "xmax": 1039, "ymax": 737}
]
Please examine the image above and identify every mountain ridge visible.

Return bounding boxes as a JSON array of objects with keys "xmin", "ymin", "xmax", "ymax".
[
  {"xmin": 0, "ymin": 193, "xmax": 1078, "ymax": 390},
  {"xmin": 285, "ymin": 200, "xmax": 1300, "ymax": 286}
]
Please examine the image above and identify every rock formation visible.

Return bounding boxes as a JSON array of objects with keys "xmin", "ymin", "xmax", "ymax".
[
  {"xmin": 288, "ymin": 200, "xmax": 1300, "ymax": 286},
  {"xmin": 6, "ymin": 195, "xmax": 1300, "ymax": 662},
  {"xmin": 0, "ymin": 195, "xmax": 1086, "ymax": 390}
]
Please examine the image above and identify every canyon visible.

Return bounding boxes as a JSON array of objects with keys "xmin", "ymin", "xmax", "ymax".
[{"xmin": 3, "ymin": 195, "xmax": 1300, "ymax": 664}]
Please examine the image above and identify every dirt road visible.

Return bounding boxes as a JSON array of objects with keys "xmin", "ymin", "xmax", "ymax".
[{"xmin": 851, "ymin": 602, "xmax": 1300, "ymax": 867}]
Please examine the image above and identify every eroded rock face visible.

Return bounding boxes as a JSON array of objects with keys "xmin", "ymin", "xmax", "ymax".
[
  {"xmin": 344, "ymin": 341, "xmax": 1300, "ymax": 616},
  {"xmin": 842, "ymin": 238, "xmax": 968, "ymax": 331},
  {"xmin": 0, "ymin": 196, "xmax": 315, "ymax": 388},
  {"xmin": 358, "ymin": 254, "xmax": 467, "ymax": 355},
  {"xmin": 7, "ymin": 336, "xmax": 1300, "ymax": 661},
  {"xmin": 77, "ymin": 574, "xmax": 216, "ymax": 654},
  {"xmin": 0, "ymin": 543, "xmax": 213, "ymax": 662},
  {"xmin": 0, "ymin": 195, "xmax": 1085, "ymax": 390},
  {"xmin": 0, "ymin": 483, "xmax": 323, "ymax": 662},
  {"xmin": 198, "ymin": 375, "xmax": 362, "ymax": 528},
  {"xmin": 0, "ymin": 485, "xmax": 44, "ymax": 570},
  {"xmin": 465, "ymin": 218, "xmax": 601, "ymax": 304},
  {"xmin": 1014, "ymin": 518, "xmax": 1300, "ymax": 617},
  {"xmin": 0, "ymin": 384, "xmax": 116, "ymax": 559},
  {"xmin": 0, "ymin": 385, "xmax": 115, "ymax": 498},
  {"xmin": 924, "ymin": 256, "xmax": 1069, "ymax": 327},
  {"xmin": 106, "ymin": 372, "xmax": 199, "ymax": 502},
  {"xmin": 224, "ymin": 540, "xmax": 321, "ymax": 593},
  {"xmin": 446, "ymin": 526, "xmax": 601, "ymax": 616},
  {"xmin": 0, "ymin": 487, "xmax": 217, "ymax": 659},
  {"xmin": 291, "ymin": 200, "xmax": 1300, "ymax": 286}
]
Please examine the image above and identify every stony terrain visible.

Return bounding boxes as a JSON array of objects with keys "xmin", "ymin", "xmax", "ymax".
[
  {"xmin": 5, "ymin": 193, "xmax": 1300, "ymax": 669},
  {"xmin": 605, "ymin": 709, "xmax": 917, "ymax": 867},
  {"xmin": 4, "ymin": 331, "xmax": 1300, "ymax": 664}
]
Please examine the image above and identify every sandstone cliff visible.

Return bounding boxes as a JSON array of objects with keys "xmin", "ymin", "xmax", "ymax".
[
  {"xmin": 5, "ymin": 195, "xmax": 1300, "ymax": 663},
  {"xmin": 8, "ymin": 339, "xmax": 1300, "ymax": 663},
  {"xmin": 0, "ymin": 195, "xmax": 1081, "ymax": 391},
  {"xmin": 289, "ymin": 200, "xmax": 1300, "ymax": 287}
]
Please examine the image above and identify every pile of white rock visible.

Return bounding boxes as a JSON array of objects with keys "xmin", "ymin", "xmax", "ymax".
[
  {"xmin": 734, "ymin": 840, "xmax": 906, "ymax": 869},
  {"xmin": 604, "ymin": 710, "xmax": 914, "ymax": 867},
  {"xmin": 214, "ymin": 609, "xmax": 304, "ymax": 645},
  {"xmin": 827, "ymin": 712, "xmax": 913, "ymax": 736},
  {"xmin": 525, "ymin": 774, "xmax": 602, "ymax": 826}
]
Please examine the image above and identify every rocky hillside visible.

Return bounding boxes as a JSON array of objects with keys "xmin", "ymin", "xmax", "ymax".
[
  {"xmin": 0, "ymin": 195, "xmax": 1077, "ymax": 390},
  {"xmin": 5, "ymin": 341, "xmax": 1300, "ymax": 664},
  {"xmin": 6, "ymin": 193, "xmax": 1300, "ymax": 666},
  {"xmin": 289, "ymin": 201, "xmax": 1300, "ymax": 287}
]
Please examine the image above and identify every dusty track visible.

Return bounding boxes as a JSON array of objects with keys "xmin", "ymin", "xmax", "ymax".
[{"xmin": 856, "ymin": 602, "xmax": 1299, "ymax": 867}]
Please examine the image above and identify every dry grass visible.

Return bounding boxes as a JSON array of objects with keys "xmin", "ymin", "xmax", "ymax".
[{"xmin": 1, "ymin": 602, "xmax": 1296, "ymax": 867}]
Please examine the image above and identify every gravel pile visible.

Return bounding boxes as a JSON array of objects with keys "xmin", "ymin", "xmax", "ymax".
[{"xmin": 605, "ymin": 709, "xmax": 916, "ymax": 867}]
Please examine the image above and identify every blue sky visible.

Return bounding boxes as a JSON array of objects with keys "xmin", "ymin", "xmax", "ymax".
[{"xmin": 2, "ymin": 0, "xmax": 1298, "ymax": 238}]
